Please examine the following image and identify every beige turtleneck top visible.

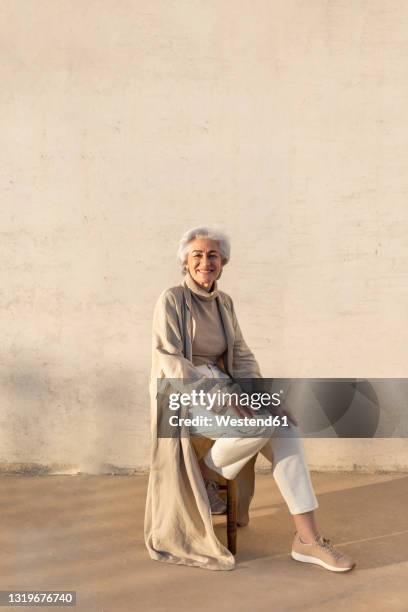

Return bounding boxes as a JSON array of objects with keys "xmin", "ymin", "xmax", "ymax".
[{"xmin": 184, "ymin": 272, "xmax": 228, "ymax": 367}]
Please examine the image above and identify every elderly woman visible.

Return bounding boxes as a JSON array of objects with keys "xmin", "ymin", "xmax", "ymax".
[{"xmin": 144, "ymin": 226, "xmax": 355, "ymax": 572}]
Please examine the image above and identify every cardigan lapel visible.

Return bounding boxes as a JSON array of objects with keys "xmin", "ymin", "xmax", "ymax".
[
  {"xmin": 216, "ymin": 295, "xmax": 235, "ymax": 376},
  {"xmin": 181, "ymin": 285, "xmax": 193, "ymax": 361}
]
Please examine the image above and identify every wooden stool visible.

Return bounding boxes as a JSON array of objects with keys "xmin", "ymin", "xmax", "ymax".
[
  {"xmin": 191, "ymin": 436, "xmax": 238, "ymax": 555},
  {"xmin": 217, "ymin": 477, "xmax": 238, "ymax": 554}
]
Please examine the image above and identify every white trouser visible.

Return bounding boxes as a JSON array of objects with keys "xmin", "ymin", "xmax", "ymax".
[{"xmin": 193, "ymin": 363, "xmax": 319, "ymax": 515}]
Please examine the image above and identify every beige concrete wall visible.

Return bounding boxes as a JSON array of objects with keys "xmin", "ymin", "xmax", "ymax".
[{"xmin": 1, "ymin": 0, "xmax": 407, "ymax": 473}]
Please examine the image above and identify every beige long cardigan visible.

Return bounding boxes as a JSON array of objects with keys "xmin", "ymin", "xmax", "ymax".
[{"xmin": 144, "ymin": 275, "xmax": 262, "ymax": 571}]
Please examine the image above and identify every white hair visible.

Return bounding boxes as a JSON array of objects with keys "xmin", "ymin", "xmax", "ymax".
[{"xmin": 177, "ymin": 226, "xmax": 231, "ymax": 273}]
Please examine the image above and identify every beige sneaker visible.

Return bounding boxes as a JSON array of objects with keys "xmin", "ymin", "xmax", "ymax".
[{"xmin": 291, "ymin": 532, "xmax": 355, "ymax": 572}]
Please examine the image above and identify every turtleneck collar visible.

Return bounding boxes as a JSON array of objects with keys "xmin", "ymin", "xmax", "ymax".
[{"xmin": 183, "ymin": 271, "xmax": 219, "ymax": 301}]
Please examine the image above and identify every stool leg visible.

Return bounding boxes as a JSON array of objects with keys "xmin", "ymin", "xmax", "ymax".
[{"xmin": 227, "ymin": 479, "xmax": 237, "ymax": 555}]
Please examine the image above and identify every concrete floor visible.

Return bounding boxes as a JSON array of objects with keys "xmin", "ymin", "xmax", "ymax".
[{"xmin": 1, "ymin": 471, "xmax": 408, "ymax": 612}]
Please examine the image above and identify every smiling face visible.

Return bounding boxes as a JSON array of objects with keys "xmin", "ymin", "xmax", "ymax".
[{"xmin": 186, "ymin": 237, "xmax": 223, "ymax": 290}]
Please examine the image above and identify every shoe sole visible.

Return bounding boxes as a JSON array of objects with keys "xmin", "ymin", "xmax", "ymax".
[{"xmin": 291, "ymin": 550, "xmax": 355, "ymax": 572}]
